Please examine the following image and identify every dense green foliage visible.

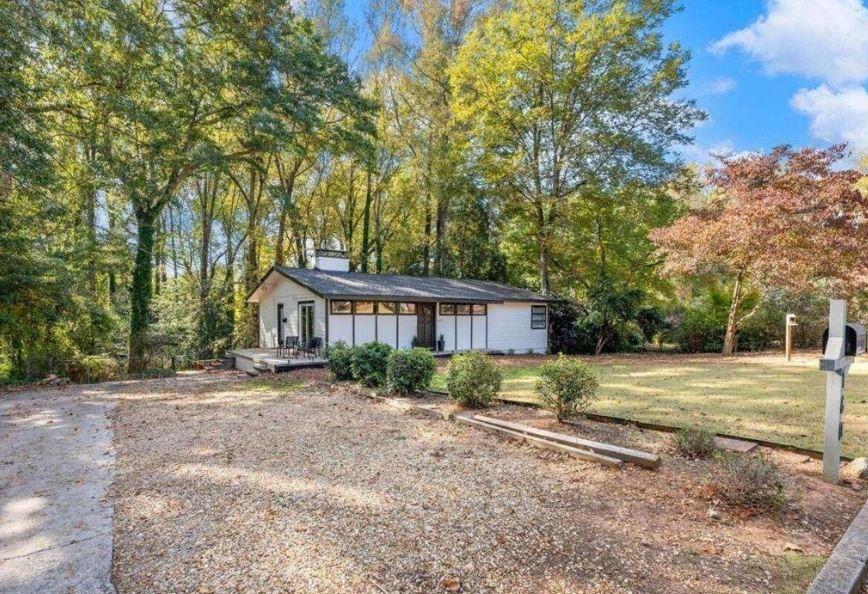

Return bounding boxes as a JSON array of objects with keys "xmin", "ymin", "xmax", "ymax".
[
  {"xmin": 350, "ymin": 342, "xmax": 393, "ymax": 388},
  {"xmin": 387, "ymin": 348, "xmax": 436, "ymax": 395},
  {"xmin": 325, "ymin": 342, "xmax": 355, "ymax": 381},
  {"xmin": 1, "ymin": 0, "xmax": 864, "ymax": 383},
  {"xmin": 535, "ymin": 356, "xmax": 599, "ymax": 421},
  {"xmin": 446, "ymin": 352, "xmax": 502, "ymax": 407},
  {"xmin": 673, "ymin": 426, "xmax": 718, "ymax": 459}
]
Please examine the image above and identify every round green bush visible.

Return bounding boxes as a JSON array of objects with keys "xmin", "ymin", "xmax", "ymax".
[
  {"xmin": 446, "ymin": 351, "xmax": 502, "ymax": 407},
  {"xmin": 68, "ymin": 355, "xmax": 122, "ymax": 384},
  {"xmin": 673, "ymin": 425, "xmax": 718, "ymax": 459},
  {"xmin": 324, "ymin": 341, "xmax": 354, "ymax": 380},
  {"xmin": 387, "ymin": 348, "xmax": 436, "ymax": 395},
  {"xmin": 350, "ymin": 342, "xmax": 393, "ymax": 387},
  {"xmin": 535, "ymin": 355, "xmax": 599, "ymax": 421}
]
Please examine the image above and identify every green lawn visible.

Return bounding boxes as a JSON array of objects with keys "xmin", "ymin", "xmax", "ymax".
[{"xmin": 433, "ymin": 352, "xmax": 868, "ymax": 457}]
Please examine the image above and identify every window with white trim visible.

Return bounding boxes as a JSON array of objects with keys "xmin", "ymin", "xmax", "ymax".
[{"xmin": 531, "ymin": 305, "xmax": 547, "ymax": 329}]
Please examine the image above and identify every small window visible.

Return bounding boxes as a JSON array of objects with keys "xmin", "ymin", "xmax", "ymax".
[
  {"xmin": 472, "ymin": 304, "xmax": 487, "ymax": 315},
  {"xmin": 398, "ymin": 302, "xmax": 417, "ymax": 315},
  {"xmin": 456, "ymin": 304, "xmax": 471, "ymax": 315},
  {"xmin": 377, "ymin": 301, "xmax": 397, "ymax": 314},
  {"xmin": 330, "ymin": 300, "xmax": 351, "ymax": 314},
  {"xmin": 531, "ymin": 305, "xmax": 547, "ymax": 329},
  {"xmin": 354, "ymin": 301, "xmax": 374, "ymax": 314},
  {"xmin": 439, "ymin": 303, "xmax": 455, "ymax": 315}
]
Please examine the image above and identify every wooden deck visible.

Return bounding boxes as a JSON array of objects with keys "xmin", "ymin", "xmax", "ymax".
[{"xmin": 226, "ymin": 348, "xmax": 326, "ymax": 374}]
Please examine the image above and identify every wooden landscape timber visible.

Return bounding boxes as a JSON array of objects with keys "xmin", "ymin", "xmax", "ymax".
[
  {"xmin": 454, "ymin": 413, "xmax": 624, "ymax": 468},
  {"xmin": 472, "ymin": 414, "xmax": 661, "ymax": 468}
]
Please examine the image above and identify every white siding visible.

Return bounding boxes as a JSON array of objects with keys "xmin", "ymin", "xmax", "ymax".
[
  {"xmin": 328, "ymin": 312, "xmax": 406, "ymax": 347},
  {"xmin": 376, "ymin": 315, "xmax": 398, "ymax": 348},
  {"xmin": 354, "ymin": 315, "xmax": 376, "ymax": 344},
  {"xmin": 456, "ymin": 316, "xmax": 472, "ymax": 351},
  {"xmin": 328, "ymin": 314, "xmax": 353, "ymax": 345},
  {"xmin": 472, "ymin": 315, "xmax": 487, "ymax": 349},
  {"xmin": 487, "ymin": 302, "xmax": 548, "ymax": 353},
  {"xmin": 397, "ymin": 315, "xmax": 417, "ymax": 349},
  {"xmin": 439, "ymin": 314, "xmax": 456, "ymax": 351},
  {"xmin": 257, "ymin": 276, "xmax": 325, "ymax": 348},
  {"xmin": 436, "ymin": 308, "xmax": 488, "ymax": 352}
]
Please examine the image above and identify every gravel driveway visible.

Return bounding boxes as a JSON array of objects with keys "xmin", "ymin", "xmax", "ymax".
[
  {"xmin": 0, "ymin": 382, "xmax": 116, "ymax": 594},
  {"xmin": 109, "ymin": 374, "xmax": 862, "ymax": 594}
]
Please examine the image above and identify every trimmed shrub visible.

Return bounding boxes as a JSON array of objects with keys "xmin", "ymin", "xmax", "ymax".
[
  {"xmin": 324, "ymin": 341, "xmax": 354, "ymax": 380},
  {"xmin": 68, "ymin": 355, "xmax": 123, "ymax": 384},
  {"xmin": 387, "ymin": 348, "xmax": 436, "ymax": 395},
  {"xmin": 710, "ymin": 453, "xmax": 786, "ymax": 513},
  {"xmin": 350, "ymin": 342, "xmax": 393, "ymax": 387},
  {"xmin": 446, "ymin": 351, "xmax": 502, "ymax": 407},
  {"xmin": 535, "ymin": 355, "xmax": 598, "ymax": 421},
  {"xmin": 673, "ymin": 425, "xmax": 718, "ymax": 459}
]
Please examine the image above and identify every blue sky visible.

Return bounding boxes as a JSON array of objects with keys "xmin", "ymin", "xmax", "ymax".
[
  {"xmin": 340, "ymin": 0, "xmax": 868, "ymax": 165},
  {"xmin": 664, "ymin": 0, "xmax": 868, "ymax": 164}
]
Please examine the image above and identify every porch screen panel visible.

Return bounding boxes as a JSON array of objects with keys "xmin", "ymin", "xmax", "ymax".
[
  {"xmin": 328, "ymin": 314, "xmax": 352, "ymax": 345},
  {"xmin": 456, "ymin": 315, "xmax": 472, "ymax": 351},
  {"xmin": 376, "ymin": 315, "xmax": 398, "ymax": 348},
  {"xmin": 472, "ymin": 314, "xmax": 487, "ymax": 349},
  {"xmin": 397, "ymin": 313, "xmax": 417, "ymax": 349}
]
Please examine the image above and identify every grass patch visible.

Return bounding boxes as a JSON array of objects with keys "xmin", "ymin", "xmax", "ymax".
[
  {"xmin": 772, "ymin": 552, "xmax": 826, "ymax": 594},
  {"xmin": 432, "ymin": 353, "xmax": 868, "ymax": 457}
]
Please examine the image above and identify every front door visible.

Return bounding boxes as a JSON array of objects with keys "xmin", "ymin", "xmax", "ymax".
[
  {"xmin": 299, "ymin": 302, "xmax": 314, "ymax": 344},
  {"xmin": 277, "ymin": 303, "xmax": 284, "ymax": 345},
  {"xmin": 416, "ymin": 303, "xmax": 435, "ymax": 349}
]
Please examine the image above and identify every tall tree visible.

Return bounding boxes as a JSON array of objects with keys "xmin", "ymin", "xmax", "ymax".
[
  {"xmin": 451, "ymin": 0, "xmax": 703, "ymax": 294},
  {"xmin": 653, "ymin": 144, "xmax": 868, "ymax": 354}
]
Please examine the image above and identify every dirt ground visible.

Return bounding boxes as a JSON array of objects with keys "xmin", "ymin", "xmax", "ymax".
[{"xmin": 109, "ymin": 371, "xmax": 865, "ymax": 594}]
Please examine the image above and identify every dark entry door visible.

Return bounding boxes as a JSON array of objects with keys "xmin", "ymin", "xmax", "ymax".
[
  {"xmin": 277, "ymin": 303, "xmax": 284, "ymax": 344},
  {"xmin": 416, "ymin": 303, "xmax": 435, "ymax": 349}
]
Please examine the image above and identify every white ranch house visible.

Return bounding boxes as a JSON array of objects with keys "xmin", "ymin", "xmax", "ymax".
[{"xmin": 237, "ymin": 250, "xmax": 554, "ymax": 370}]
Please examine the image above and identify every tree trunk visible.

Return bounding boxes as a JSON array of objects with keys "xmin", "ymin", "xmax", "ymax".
[
  {"xmin": 434, "ymin": 194, "xmax": 447, "ymax": 276},
  {"xmin": 85, "ymin": 179, "xmax": 97, "ymax": 294},
  {"xmin": 422, "ymin": 207, "xmax": 432, "ymax": 276},
  {"xmin": 244, "ymin": 215, "xmax": 260, "ymax": 347},
  {"xmin": 374, "ymin": 187, "xmax": 383, "ymax": 273},
  {"xmin": 722, "ymin": 272, "xmax": 744, "ymax": 355},
  {"xmin": 128, "ymin": 207, "xmax": 156, "ymax": 372},
  {"xmin": 360, "ymin": 167, "xmax": 372, "ymax": 273},
  {"xmin": 595, "ymin": 332, "xmax": 608, "ymax": 356},
  {"xmin": 275, "ymin": 207, "xmax": 287, "ymax": 265},
  {"xmin": 153, "ymin": 215, "xmax": 162, "ymax": 296},
  {"xmin": 535, "ymin": 202, "xmax": 549, "ymax": 295}
]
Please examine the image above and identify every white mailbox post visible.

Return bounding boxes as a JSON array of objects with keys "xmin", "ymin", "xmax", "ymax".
[{"xmin": 819, "ymin": 300, "xmax": 853, "ymax": 483}]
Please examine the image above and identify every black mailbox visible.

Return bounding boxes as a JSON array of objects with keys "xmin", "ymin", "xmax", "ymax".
[{"xmin": 822, "ymin": 323, "xmax": 867, "ymax": 357}]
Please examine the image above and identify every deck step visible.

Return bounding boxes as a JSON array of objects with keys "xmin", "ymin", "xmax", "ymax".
[
  {"xmin": 473, "ymin": 414, "xmax": 660, "ymax": 468},
  {"xmin": 253, "ymin": 362, "xmax": 270, "ymax": 372},
  {"xmin": 455, "ymin": 414, "xmax": 623, "ymax": 468}
]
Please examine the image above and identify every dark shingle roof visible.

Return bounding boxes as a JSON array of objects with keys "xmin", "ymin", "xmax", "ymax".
[{"xmin": 270, "ymin": 265, "xmax": 554, "ymax": 303}]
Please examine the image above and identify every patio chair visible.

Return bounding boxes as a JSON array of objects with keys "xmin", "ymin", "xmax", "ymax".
[
  {"xmin": 281, "ymin": 336, "xmax": 298, "ymax": 358},
  {"xmin": 301, "ymin": 337, "xmax": 322, "ymax": 358}
]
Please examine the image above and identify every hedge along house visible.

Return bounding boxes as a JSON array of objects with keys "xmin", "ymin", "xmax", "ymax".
[{"xmin": 244, "ymin": 250, "xmax": 555, "ymax": 359}]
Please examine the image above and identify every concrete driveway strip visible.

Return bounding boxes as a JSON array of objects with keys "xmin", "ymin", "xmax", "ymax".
[{"xmin": 0, "ymin": 383, "xmax": 116, "ymax": 594}]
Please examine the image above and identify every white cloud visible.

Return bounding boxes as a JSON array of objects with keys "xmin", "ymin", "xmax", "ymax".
[
  {"xmin": 791, "ymin": 85, "xmax": 868, "ymax": 150},
  {"xmin": 703, "ymin": 77, "xmax": 738, "ymax": 96},
  {"xmin": 711, "ymin": 0, "xmax": 868, "ymax": 86}
]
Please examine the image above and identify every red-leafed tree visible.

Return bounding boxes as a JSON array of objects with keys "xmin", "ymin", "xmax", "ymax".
[{"xmin": 652, "ymin": 144, "xmax": 868, "ymax": 355}]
